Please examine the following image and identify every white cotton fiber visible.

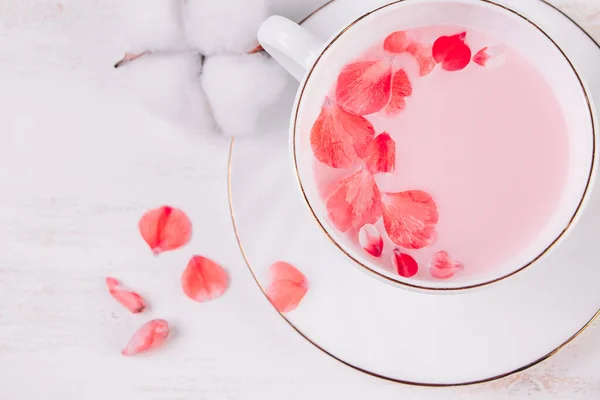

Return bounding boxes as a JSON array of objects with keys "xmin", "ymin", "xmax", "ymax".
[
  {"xmin": 201, "ymin": 53, "xmax": 288, "ymax": 136},
  {"xmin": 266, "ymin": 0, "xmax": 331, "ymax": 21},
  {"xmin": 122, "ymin": 0, "xmax": 187, "ymax": 52},
  {"xmin": 181, "ymin": 0, "xmax": 267, "ymax": 55},
  {"xmin": 120, "ymin": 53, "xmax": 218, "ymax": 135}
]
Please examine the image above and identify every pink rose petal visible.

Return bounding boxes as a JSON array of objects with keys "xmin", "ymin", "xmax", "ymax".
[{"xmin": 266, "ymin": 261, "xmax": 309, "ymax": 313}]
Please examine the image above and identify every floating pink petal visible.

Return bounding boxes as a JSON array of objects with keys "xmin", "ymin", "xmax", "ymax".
[
  {"xmin": 106, "ymin": 277, "xmax": 147, "ymax": 314},
  {"xmin": 122, "ymin": 319, "xmax": 169, "ymax": 356},
  {"xmin": 364, "ymin": 132, "xmax": 396, "ymax": 174},
  {"xmin": 383, "ymin": 31, "xmax": 411, "ymax": 53},
  {"xmin": 266, "ymin": 261, "xmax": 308, "ymax": 313},
  {"xmin": 432, "ymin": 32, "xmax": 471, "ymax": 71},
  {"xmin": 473, "ymin": 46, "xmax": 505, "ymax": 68},
  {"xmin": 381, "ymin": 190, "xmax": 439, "ymax": 249},
  {"xmin": 326, "ymin": 168, "xmax": 383, "ymax": 233},
  {"xmin": 430, "ymin": 251, "xmax": 464, "ymax": 279},
  {"xmin": 335, "ymin": 58, "xmax": 392, "ymax": 115},
  {"xmin": 407, "ymin": 43, "xmax": 436, "ymax": 76},
  {"xmin": 391, "ymin": 249, "xmax": 418, "ymax": 278},
  {"xmin": 310, "ymin": 98, "xmax": 375, "ymax": 168},
  {"xmin": 139, "ymin": 206, "xmax": 192, "ymax": 255},
  {"xmin": 386, "ymin": 69, "xmax": 412, "ymax": 115},
  {"xmin": 181, "ymin": 255, "xmax": 229, "ymax": 302},
  {"xmin": 386, "ymin": 97, "xmax": 406, "ymax": 115},
  {"xmin": 359, "ymin": 224, "xmax": 383, "ymax": 257}
]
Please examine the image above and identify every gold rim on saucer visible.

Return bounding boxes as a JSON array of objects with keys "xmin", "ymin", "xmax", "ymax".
[
  {"xmin": 290, "ymin": 0, "xmax": 596, "ymax": 292},
  {"xmin": 228, "ymin": 0, "xmax": 600, "ymax": 386}
]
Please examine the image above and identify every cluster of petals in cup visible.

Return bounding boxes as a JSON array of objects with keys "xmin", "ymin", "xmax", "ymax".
[{"xmin": 309, "ymin": 29, "xmax": 504, "ymax": 282}]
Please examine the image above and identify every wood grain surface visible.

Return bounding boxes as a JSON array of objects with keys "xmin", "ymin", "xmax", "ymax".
[{"xmin": 1, "ymin": 0, "xmax": 600, "ymax": 398}]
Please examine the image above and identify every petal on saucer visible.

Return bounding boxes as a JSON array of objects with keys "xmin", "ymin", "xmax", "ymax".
[
  {"xmin": 391, "ymin": 249, "xmax": 419, "ymax": 278},
  {"xmin": 359, "ymin": 224, "xmax": 384, "ymax": 257},
  {"xmin": 473, "ymin": 46, "xmax": 506, "ymax": 68},
  {"xmin": 335, "ymin": 58, "xmax": 393, "ymax": 115},
  {"xmin": 122, "ymin": 319, "xmax": 170, "ymax": 356},
  {"xmin": 266, "ymin": 261, "xmax": 308, "ymax": 313},
  {"xmin": 181, "ymin": 255, "xmax": 229, "ymax": 302},
  {"xmin": 106, "ymin": 277, "xmax": 147, "ymax": 314},
  {"xmin": 139, "ymin": 206, "xmax": 192, "ymax": 255},
  {"xmin": 383, "ymin": 31, "xmax": 411, "ymax": 53},
  {"xmin": 310, "ymin": 98, "xmax": 376, "ymax": 169},
  {"xmin": 326, "ymin": 168, "xmax": 383, "ymax": 233},
  {"xmin": 385, "ymin": 69, "xmax": 412, "ymax": 116},
  {"xmin": 430, "ymin": 251, "xmax": 464, "ymax": 279},
  {"xmin": 432, "ymin": 32, "xmax": 472, "ymax": 71},
  {"xmin": 407, "ymin": 42, "xmax": 436, "ymax": 76},
  {"xmin": 381, "ymin": 190, "xmax": 438, "ymax": 249},
  {"xmin": 364, "ymin": 132, "xmax": 396, "ymax": 174}
]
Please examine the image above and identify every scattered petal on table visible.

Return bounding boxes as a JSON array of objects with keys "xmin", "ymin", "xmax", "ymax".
[
  {"xmin": 106, "ymin": 277, "xmax": 147, "ymax": 313},
  {"xmin": 139, "ymin": 205, "xmax": 192, "ymax": 255},
  {"xmin": 181, "ymin": 255, "xmax": 229, "ymax": 302},
  {"xmin": 122, "ymin": 319, "xmax": 170, "ymax": 356}
]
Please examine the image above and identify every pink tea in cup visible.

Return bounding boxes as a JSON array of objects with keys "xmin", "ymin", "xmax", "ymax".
[{"xmin": 311, "ymin": 26, "xmax": 569, "ymax": 281}]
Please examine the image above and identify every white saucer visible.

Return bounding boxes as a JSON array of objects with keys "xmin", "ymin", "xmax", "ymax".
[{"xmin": 229, "ymin": 0, "xmax": 600, "ymax": 385}]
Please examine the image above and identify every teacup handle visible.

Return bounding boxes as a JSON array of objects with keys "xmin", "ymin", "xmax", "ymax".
[{"xmin": 257, "ymin": 15, "xmax": 325, "ymax": 81}]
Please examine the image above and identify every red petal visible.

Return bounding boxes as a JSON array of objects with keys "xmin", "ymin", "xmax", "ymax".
[
  {"xmin": 473, "ymin": 46, "xmax": 505, "ymax": 68},
  {"xmin": 407, "ymin": 43, "xmax": 436, "ymax": 76},
  {"xmin": 391, "ymin": 249, "xmax": 418, "ymax": 278},
  {"xmin": 358, "ymin": 224, "xmax": 383, "ymax": 257},
  {"xmin": 432, "ymin": 32, "xmax": 471, "ymax": 71},
  {"xmin": 310, "ymin": 98, "xmax": 376, "ymax": 168},
  {"xmin": 386, "ymin": 97, "xmax": 406, "ymax": 115},
  {"xmin": 430, "ymin": 251, "xmax": 464, "ymax": 279},
  {"xmin": 122, "ymin": 319, "xmax": 169, "ymax": 356},
  {"xmin": 365, "ymin": 132, "xmax": 396, "ymax": 173},
  {"xmin": 138, "ymin": 206, "xmax": 192, "ymax": 255},
  {"xmin": 326, "ymin": 168, "xmax": 383, "ymax": 233},
  {"xmin": 381, "ymin": 190, "xmax": 439, "ymax": 249},
  {"xmin": 181, "ymin": 255, "xmax": 229, "ymax": 302},
  {"xmin": 106, "ymin": 277, "xmax": 147, "ymax": 314},
  {"xmin": 386, "ymin": 69, "xmax": 412, "ymax": 116},
  {"xmin": 266, "ymin": 261, "xmax": 308, "ymax": 313},
  {"xmin": 335, "ymin": 58, "xmax": 392, "ymax": 115},
  {"xmin": 383, "ymin": 31, "xmax": 411, "ymax": 53}
]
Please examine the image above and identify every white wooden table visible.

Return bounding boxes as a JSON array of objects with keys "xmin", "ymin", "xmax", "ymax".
[{"xmin": 1, "ymin": 0, "xmax": 600, "ymax": 398}]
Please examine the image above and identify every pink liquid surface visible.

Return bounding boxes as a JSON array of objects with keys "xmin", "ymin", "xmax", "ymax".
[{"xmin": 313, "ymin": 26, "xmax": 570, "ymax": 280}]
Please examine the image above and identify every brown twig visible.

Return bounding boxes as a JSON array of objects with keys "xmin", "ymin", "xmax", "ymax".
[
  {"xmin": 114, "ymin": 51, "xmax": 151, "ymax": 68},
  {"xmin": 248, "ymin": 44, "xmax": 264, "ymax": 54}
]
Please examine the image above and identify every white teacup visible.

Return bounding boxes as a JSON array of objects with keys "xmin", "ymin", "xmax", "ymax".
[{"xmin": 257, "ymin": 0, "xmax": 595, "ymax": 292}]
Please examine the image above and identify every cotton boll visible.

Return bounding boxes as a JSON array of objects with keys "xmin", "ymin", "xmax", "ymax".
[
  {"xmin": 202, "ymin": 53, "xmax": 289, "ymax": 136},
  {"xmin": 120, "ymin": 53, "xmax": 218, "ymax": 135},
  {"xmin": 266, "ymin": 0, "xmax": 331, "ymax": 21},
  {"xmin": 122, "ymin": 0, "xmax": 187, "ymax": 52},
  {"xmin": 182, "ymin": 0, "xmax": 267, "ymax": 55}
]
